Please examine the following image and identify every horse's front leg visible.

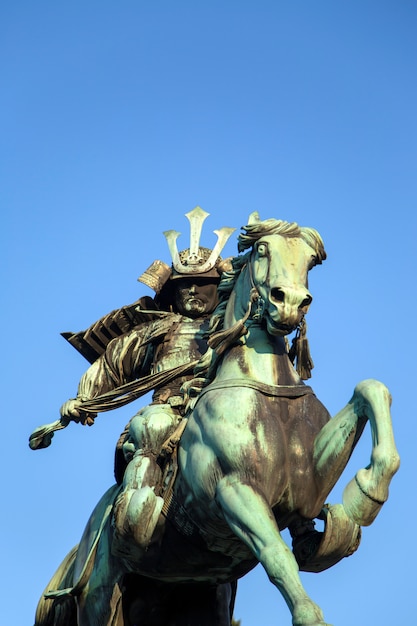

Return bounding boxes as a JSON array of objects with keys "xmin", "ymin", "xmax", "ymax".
[
  {"xmin": 343, "ymin": 379, "xmax": 400, "ymax": 525},
  {"xmin": 314, "ymin": 379, "xmax": 400, "ymax": 526},
  {"xmin": 216, "ymin": 476, "xmax": 331, "ymax": 626}
]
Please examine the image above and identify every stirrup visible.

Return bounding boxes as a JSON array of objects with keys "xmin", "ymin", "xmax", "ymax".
[{"xmin": 293, "ymin": 504, "xmax": 361, "ymax": 573}]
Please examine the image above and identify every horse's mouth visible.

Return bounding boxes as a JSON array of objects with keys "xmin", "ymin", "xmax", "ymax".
[
  {"xmin": 265, "ymin": 314, "xmax": 297, "ymax": 336},
  {"xmin": 277, "ymin": 323, "xmax": 297, "ymax": 334}
]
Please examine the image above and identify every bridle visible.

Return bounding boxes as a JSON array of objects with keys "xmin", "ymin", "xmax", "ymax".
[{"xmin": 246, "ymin": 255, "xmax": 266, "ymax": 322}]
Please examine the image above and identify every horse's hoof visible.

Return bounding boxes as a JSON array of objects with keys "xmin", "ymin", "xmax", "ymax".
[{"xmin": 292, "ymin": 601, "xmax": 329, "ymax": 626}]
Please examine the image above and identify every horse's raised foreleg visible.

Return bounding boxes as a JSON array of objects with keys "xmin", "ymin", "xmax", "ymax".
[
  {"xmin": 314, "ymin": 379, "xmax": 400, "ymax": 527},
  {"xmin": 216, "ymin": 476, "xmax": 331, "ymax": 626},
  {"xmin": 343, "ymin": 379, "xmax": 400, "ymax": 525}
]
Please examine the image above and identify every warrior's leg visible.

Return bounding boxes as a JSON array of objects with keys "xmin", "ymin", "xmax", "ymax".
[
  {"xmin": 113, "ymin": 404, "xmax": 181, "ymax": 550},
  {"xmin": 113, "ymin": 454, "xmax": 165, "ymax": 550}
]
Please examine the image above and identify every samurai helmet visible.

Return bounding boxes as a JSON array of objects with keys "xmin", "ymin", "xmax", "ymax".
[{"xmin": 138, "ymin": 206, "xmax": 235, "ymax": 294}]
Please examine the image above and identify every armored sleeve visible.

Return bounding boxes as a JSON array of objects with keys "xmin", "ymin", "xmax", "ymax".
[
  {"xmin": 75, "ymin": 315, "xmax": 181, "ymax": 401},
  {"xmin": 76, "ymin": 323, "xmax": 154, "ymax": 400}
]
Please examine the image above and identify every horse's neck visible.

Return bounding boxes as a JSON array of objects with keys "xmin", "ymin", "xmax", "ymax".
[
  {"xmin": 216, "ymin": 328, "xmax": 301, "ymax": 387},
  {"xmin": 224, "ymin": 264, "xmax": 251, "ymax": 329},
  {"xmin": 217, "ymin": 269, "xmax": 303, "ymax": 387}
]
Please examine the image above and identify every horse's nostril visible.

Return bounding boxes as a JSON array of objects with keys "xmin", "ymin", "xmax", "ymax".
[
  {"xmin": 300, "ymin": 295, "xmax": 313, "ymax": 308},
  {"xmin": 271, "ymin": 288, "xmax": 285, "ymax": 303}
]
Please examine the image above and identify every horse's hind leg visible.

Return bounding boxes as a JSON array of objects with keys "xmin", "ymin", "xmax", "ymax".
[
  {"xmin": 314, "ymin": 379, "xmax": 400, "ymax": 526},
  {"xmin": 76, "ymin": 532, "xmax": 125, "ymax": 626},
  {"xmin": 77, "ymin": 580, "xmax": 124, "ymax": 626},
  {"xmin": 35, "ymin": 546, "xmax": 78, "ymax": 626},
  {"xmin": 216, "ymin": 476, "xmax": 331, "ymax": 626}
]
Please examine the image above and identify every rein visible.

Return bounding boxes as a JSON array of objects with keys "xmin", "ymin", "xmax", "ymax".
[{"xmin": 247, "ymin": 256, "xmax": 266, "ymax": 320}]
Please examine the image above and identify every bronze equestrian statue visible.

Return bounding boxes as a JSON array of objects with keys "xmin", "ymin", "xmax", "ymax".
[{"xmin": 30, "ymin": 208, "xmax": 399, "ymax": 625}]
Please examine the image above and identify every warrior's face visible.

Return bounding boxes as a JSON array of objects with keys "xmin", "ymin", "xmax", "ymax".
[{"xmin": 174, "ymin": 279, "xmax": 218, "ymax": 317}]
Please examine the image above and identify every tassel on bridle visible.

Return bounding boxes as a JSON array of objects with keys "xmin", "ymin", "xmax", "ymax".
[{"xmin": 289, "ymin": 318, "xmax": 314, "ymax": 380}]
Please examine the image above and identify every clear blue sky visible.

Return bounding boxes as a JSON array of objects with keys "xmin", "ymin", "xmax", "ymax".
[{"xmin": 2, "ymin": 2, "xmax": 416, "ymax": 624}]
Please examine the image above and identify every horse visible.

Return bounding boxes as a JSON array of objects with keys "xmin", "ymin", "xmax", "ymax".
[{"xmin": 35, "ymin": 214, "xmax": 400, "ymax": 626}]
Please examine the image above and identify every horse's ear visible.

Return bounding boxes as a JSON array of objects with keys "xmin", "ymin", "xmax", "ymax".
[{"xmin": 248, "ymin": 211, "xmax": 261, "ymax": 224}]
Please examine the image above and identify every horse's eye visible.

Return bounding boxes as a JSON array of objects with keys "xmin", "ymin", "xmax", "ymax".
[{"xmin": 257, "ymin": 243, "xmax": 268, "ymax": 257}]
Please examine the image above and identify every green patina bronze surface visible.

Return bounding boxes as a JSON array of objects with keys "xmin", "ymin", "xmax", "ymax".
[{"xmin": 31, "ymin": 209, "xmax": 400, "ymax": 626}]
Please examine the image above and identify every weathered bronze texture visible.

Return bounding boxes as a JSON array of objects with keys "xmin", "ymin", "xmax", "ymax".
[{"xmin": 31, "ymin": 209, "xmax": 399, "ymax": 626}]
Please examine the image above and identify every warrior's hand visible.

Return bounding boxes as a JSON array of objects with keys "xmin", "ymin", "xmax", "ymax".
[
  {"xmin": 29, "ymin": 397, "xmax": 96, "ymax": 450},
  {"xmin": 60, "ymin": 398, "xmax": 97, "ymax": 426}
]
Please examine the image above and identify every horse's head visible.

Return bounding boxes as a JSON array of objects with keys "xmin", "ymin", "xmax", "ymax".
[{"xmin": 240, "ymin": 214, "xmax": 326, "ymax": 336}]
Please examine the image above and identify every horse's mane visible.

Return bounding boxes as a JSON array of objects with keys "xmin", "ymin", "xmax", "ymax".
[
  {"xmin": 208, "ymin": 216, "xmax": 326, "ymax": 337},
  {"xmin": 237, "ymin": 215, "xmax": 327, "ymax": 262},
  {"xmin": 208, "ymin": 253, "xmax": 249, "ymax": 336}
]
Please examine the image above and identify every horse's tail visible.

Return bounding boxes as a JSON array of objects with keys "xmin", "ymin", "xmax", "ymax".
[{"xmin": 34, "ymin": 545, "xmax": 78, "ymax": 626}]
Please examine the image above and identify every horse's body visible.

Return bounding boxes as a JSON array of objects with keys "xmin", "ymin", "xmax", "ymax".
[{"xmin": 36, "ymin": 216, "xmax": 399, "ymax": 626}]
